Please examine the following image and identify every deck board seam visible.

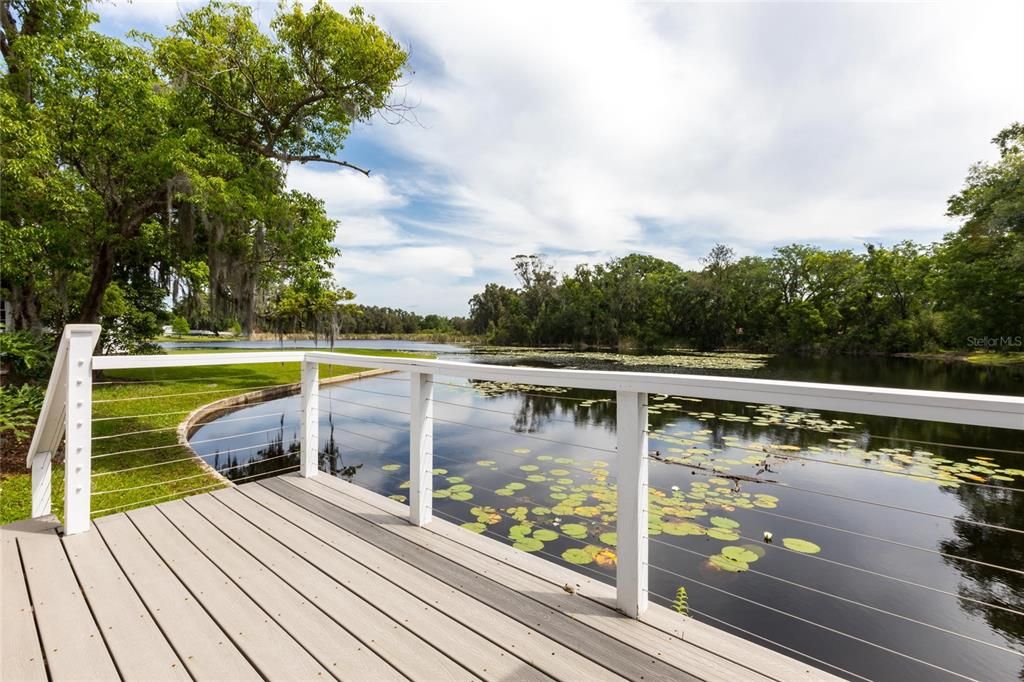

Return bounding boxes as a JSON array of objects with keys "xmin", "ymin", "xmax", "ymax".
[
  {"xmin": 120, "ymin": 510, "xmax": 283, "ymax": 681},
  {"xmin": 266, "ymin": 477, "xmax": 687, "ymax": 682},
  {"xmin": 296, "ymin": 477, "xmax": 694, "ymax": 680},
  {"xmin": 230, "ymin": 485, "xmax": 556, "ymax": 682},
  {"xmin": 57, "ymin": 531, "xmax": 127, "ymax": 682},
  {"xmin": 313, "ymin": 475, "xmax": 814, "ymax": 682},
  {"xmin": 149, "ymin": 503, "xmax": 346, "ymax": 681},
  {"xmin": 255, "ymin": 480, "xmax": 623, "ymax": 681},
  {"xmin": 186, "ymin": 489, "xmax": 442, "ymax": 679},
  {"xmin": 92, "ymin": 518, "xmax": 198, "ymax": 682},
  {"xmin": 12, "ymin": 535, "xmax": 51, "ymax": 681},
  {"xmin": 313, "ymin": 476, "xmax": 790, "ymax": 682}
]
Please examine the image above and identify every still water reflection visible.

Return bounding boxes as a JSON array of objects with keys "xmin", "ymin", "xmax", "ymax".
[{"xmin": 189, "ymin": 351, "xmax": 1024, "ymax": 682}]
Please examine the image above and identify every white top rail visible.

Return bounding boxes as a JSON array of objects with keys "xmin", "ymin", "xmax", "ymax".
[
  {"xmin": 91, "ymin": 349, "xmax": 1024, "ymax": 430},
  {"xmin": 25, "ymin": 324, "xmax": 101, "ymax": 467}
]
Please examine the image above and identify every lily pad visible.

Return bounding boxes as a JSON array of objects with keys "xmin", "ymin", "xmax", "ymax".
[
  {"xmin": 706, "ymin": 528, "xmax": 740, "ymax": 541},
  {"xmin": 782, "ymin": 538, "xmax": 821, "ymax": 554},
  {"xmin": 560, "ymin": 523, "xmax": 588, "ymax": 539},
  {"xmin": 461, "ymin": 522, "xmax": 486, "ymax": 533},
  {"xmin": 562, "ymin": 548, "xmax": 595, "ymax": 565},
  {"xmin": 599, "ymin": 532, "xmax": 618, "ymax": 546},
  {"xmin": 514, "ymin": 537, "xmax": 545, "ymax": 552},
  {"xmin": 710, "ymin": 516, "xmax": 739, "ymax": 529},
  {"xmin": 533, "ymin": 529, "xmax": 559, "ymax": 542},
  {"xmin": 709, "ymin": 553, "xmax": 748, "ymax": 572},
  {"xmin": 721, "ymin": 545, "xmax": 759, "ymax": 563},
  {"xmin": 381, "ymin": 463, "xmax": 401, "ymax": 471}
]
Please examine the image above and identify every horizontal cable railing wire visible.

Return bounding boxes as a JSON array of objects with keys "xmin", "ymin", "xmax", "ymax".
[
  {"xmin": 93, "ymin": 382, "xmax": 291, "ymax": 403},
  {"xmin": 648, "ymin": 537, "xmax": 1022, "ymax": 656},
  {"xmin": 429, "ymin": 412, "xmax": 619, "ymax": 454},
  {"xmin": 431, "ymin": 506, "xmax": 612, "ymax": 584},
  {"xmin": 428, "ymin": 395, "xmax": 593, "ymax": 426},
  {"xmin": 647, "ymin": 593, "xmax": 873, "ymax": 682},
  {"xmin": 863, "ymin": 432, "xmax": 1024, "ymax": 457},
  {"xmin": 90, "ymin": 465, "xmax": 299, "ymax": 516},
  {"xmin": 92, "ymin": 423, "xmax": 300, "ymax": 459},
  {"xmin": 432, "ymin": 433, "xmax": 615, "ymax": 480},
  {"xmin": 699, "ymin": 500, "xmax": 1024, "ymax": 578},
  {"xmin": 648, "ymin": 564, "xmax": 977, "ymax": 681},
  {"xmin": 643, "ymin": 510, "xmax": 1024, "ymax": 617},
  {"xmin": 91, "ymin": 451, "xmax": 298, "ymax": 497},
  {"xmin": 319, "ymin": 394, "xmax": 411, "ymax": 416},
  {"xmin": 429, "ymin": 379, "xmax": 612, "ymax": 404},
  {"xmin": 320, "ymin": 409, "xmax": 408, "ymax": 432},
  {"xmin": 92, "ymin": 408, "xmax": 194, "ymax": 422},
  {"xmin": 759, "ymin": 478, "xmax": 1024, "ymax": 535},
  {"xmin": 711, "ymin": 441, "xmax": 1024, "ymax": 493}
]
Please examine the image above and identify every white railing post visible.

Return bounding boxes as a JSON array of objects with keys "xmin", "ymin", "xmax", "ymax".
[
  {"xmin": 616, "ymin": 390, "xmax": 649, "ymax": 617},
  {"xmin": 63, "ymin": 328, "xmax": 95, "ymax": 535},
  {"xmin": 31, "ymin": 451, "xmax": 52, "ymax": 517},
  {"xmin": 299, "ymin": 360, "xmax": 319, "ymax": 477},
  {"xmin": 409, "ymin": 371, "xmax": 434, "ymax": 526}
]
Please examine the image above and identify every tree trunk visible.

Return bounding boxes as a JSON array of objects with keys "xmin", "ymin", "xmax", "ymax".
[{"xmin": 78, "ymin": 242, "xmax": 115, "ymax": 323}]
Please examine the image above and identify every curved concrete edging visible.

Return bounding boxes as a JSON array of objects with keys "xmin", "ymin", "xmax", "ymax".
[{"xmin": 176, "ymin": 368, "xmax": 399, "ymax": 486}]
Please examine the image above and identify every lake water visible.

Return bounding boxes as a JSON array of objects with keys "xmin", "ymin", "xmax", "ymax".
[{"xmin": 186, "ymin": 342, "xmax": 1024, "ymax": 681}]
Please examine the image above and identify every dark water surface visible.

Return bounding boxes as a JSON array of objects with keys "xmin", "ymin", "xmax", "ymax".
[{"xmin": 188, "ymin": 344, "xmax": 1024, "ymax": 681}]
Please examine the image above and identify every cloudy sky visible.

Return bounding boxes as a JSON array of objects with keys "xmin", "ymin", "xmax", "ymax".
[{"xmin": 101, "ymin": 1, "xmax": 1024, "ymax": 315}]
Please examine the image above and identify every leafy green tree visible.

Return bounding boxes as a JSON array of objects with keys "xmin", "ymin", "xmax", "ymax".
[
  {"xmin": 1, "ymin": 0, "xmax": 407, "ymax": 350},
  {"xmin": 171, "ymin": 316, "xmax": 190, "ymax": 336},
  {"xmin": 934, "ymin": 123, "xmax": 1024, "ymax": 347}
]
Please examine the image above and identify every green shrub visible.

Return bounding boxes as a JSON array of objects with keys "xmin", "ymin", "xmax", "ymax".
[
  {"xmin": 0, "ymin": 384, "xmax": 45, "ymax": 441},
  {"xmin": 171, "ymin": 315, "xmax": 190, "ymax": 336},
  {"xmin": 0, "ymin": 331, "xmax": 55, "ymax": 381}
]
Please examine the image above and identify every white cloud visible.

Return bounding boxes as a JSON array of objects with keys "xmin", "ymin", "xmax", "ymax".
[
  {"xmin": 96, "ymin": 1, "xmax": 1024, "ymax": 314},
  {"xmin": 338, "ymin": 246, "xmax": 475, "ymax": 279},
  {"xmin": 286, "ymin": 165, "xmax": 406, "ymax": 216},
  {"xmin": 361, "ymin": 1, "xmax": 1022, "ymax": 255}
]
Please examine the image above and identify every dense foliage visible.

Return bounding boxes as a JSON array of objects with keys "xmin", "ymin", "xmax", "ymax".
[
  {"xmin": 1, "ymin": 0, "xmax": 407, "ymax": 350},
  {"xmin": 469, "ymin": 125, "xmax": 1024, "ymax": 353},
  {"xmin": 334, "ymin": 304, "xmax": 470, "ymax": 336}
]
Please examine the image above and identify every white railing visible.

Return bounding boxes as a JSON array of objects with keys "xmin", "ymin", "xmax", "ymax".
[{"xmin": 26, "ymin": 324, "xmax": 1024, "ymax": 618}]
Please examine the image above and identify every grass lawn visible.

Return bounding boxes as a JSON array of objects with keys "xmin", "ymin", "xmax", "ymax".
[{"xmin": 0, "ymin": 347, "xmax": 425, "ymax": 525}]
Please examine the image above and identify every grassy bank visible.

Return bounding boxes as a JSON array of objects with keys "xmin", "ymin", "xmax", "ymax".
[
  {"xmin": 0, "ymin": 347, "xmax": 425, "ymax": 525},
  {"xmin": 904, "ymin": 350, "xmax": 1024, "ymax": 367}
]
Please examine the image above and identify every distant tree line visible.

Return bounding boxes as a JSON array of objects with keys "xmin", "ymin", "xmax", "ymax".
[
  {"xmin": 335, "ymin": 305, "xmax": 470, "ymax": 336},
  {"xmin": 469, "ymin": 124, "xmax": 1024, "ymax": 354}
]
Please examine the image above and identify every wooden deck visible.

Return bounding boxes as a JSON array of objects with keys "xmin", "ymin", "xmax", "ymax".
[{"xmin": 2, "ymin": 473, "xmax": 837, "ymax": 682}]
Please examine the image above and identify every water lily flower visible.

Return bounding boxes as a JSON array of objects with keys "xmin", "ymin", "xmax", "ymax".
[{"xmin": 763, "ymin": 531, "xmax": 773, "ymax": 542}]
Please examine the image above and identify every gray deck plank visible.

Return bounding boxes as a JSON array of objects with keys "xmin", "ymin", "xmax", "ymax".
[
  {"xmin": 93, "ymin": 513, "xmax": 260, "ymax": 681},
  {"xmin": 156, "ymin": 498, "xmax": 408, "ymax": 682},
  {"xmin": 247, "ymin": 482, "xmax": 622, "ymax": 682},
  {"xmin": 1, "ymin": 520, "xmax": 48, "ymax": 682},
  {"xmin": 239, "ymin": 486, "xmax": 621, "ymax": 682},
  {"xmin": 299, "ymin": 475, "xmax": 788, "ymax": 682},
  {"xmin": 313, "ymin": 475, "xmax": 833, "ymax": 682},
  {"xmin": 225, "ymin": 485, "xmax": 564, "ymax": 682},
  {"xmin": 10, "ymin": 516, "xmax": 120, "ymax": 681},
  {"xmin": 183, "ymin": 492, "xmax": 479, "ymax": 682},
  {"xmin": 127, "ymin": 504, "xmax": 331, "ymax": 681},
  {"xmin": 264, "ymin": 476, "xmax": 690, "ymax": 682},
  {"xmin": 63, "ymin": 526, "xmax": 190, "ymax": 680}
]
